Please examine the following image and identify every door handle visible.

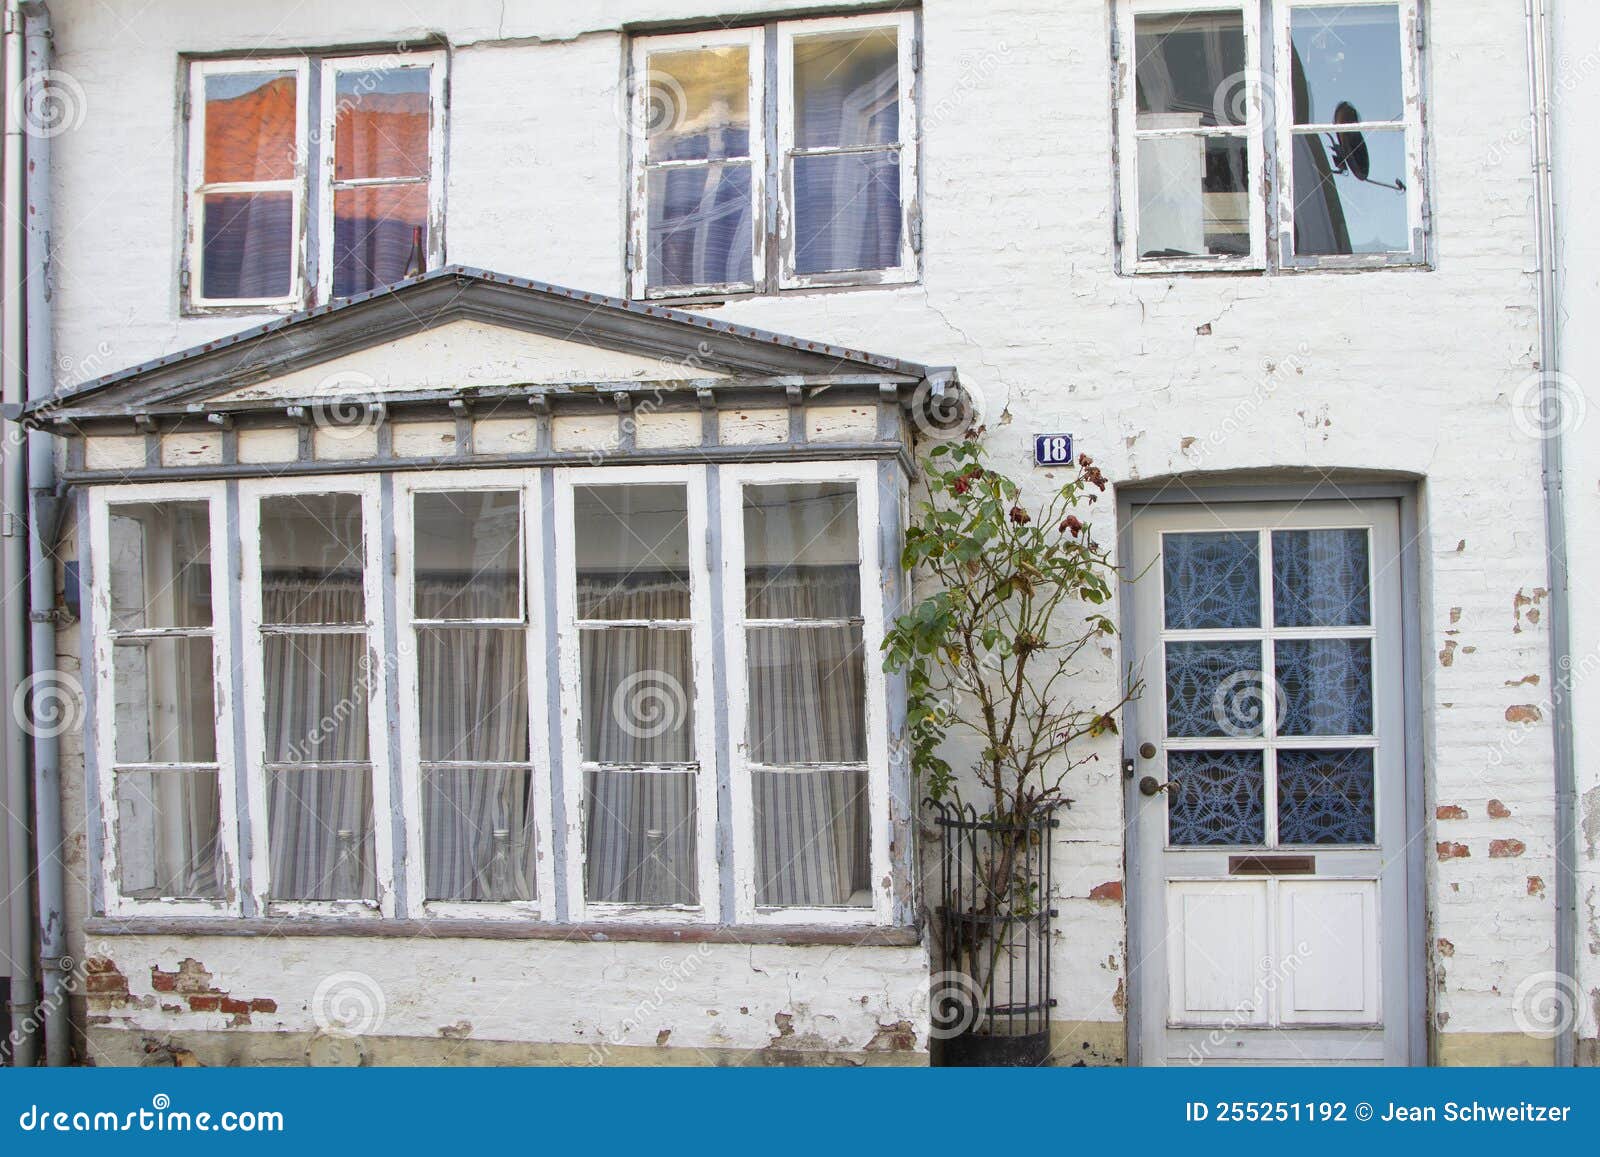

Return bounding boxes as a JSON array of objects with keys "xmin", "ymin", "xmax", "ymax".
[{"xmin": 1138, "ymin": 775, "xmax": 1171, "ymax": 797}]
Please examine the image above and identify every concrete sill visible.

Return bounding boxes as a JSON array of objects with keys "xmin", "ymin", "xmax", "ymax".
[{"xmin": 84, "ymin": 916, "xmax": 922, "ymax": 948}]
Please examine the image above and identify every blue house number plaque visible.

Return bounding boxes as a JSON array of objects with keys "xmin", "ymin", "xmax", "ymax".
[{"xmin": 1033, "ymin": 434, "xmax": 1074, "ymax": 467}]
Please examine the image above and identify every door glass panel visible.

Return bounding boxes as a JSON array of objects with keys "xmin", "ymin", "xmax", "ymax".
[
  {"xmin": 1167, "ymin": 750, "xmax": 1265, "ymax": 845},
  {"xmin": 1165, "ymin": 640, "xmax": 1264, "ymax": 738},
  {"xmin": 1272, "ymin": 528, "xmax": 1370, "ymax": 626},
  {"xmin": 1276, "ymin": 749, "xmax": 1376, "ymax": 844},
  {"xmin": 1276, "ymin": 638, "xmax": 1373, "ymax": 736},
  {"xmin": 1163, "ymin": 531, "xmax": 1260, "ymax": 629}
]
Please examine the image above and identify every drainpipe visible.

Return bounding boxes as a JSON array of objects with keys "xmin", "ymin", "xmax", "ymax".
[
  {"xmin": 22, "ymin": 2, "xmax": 65, "ymax": 1068},
  {"xmin": 0, "ymin": 0, "xmax": 37, "ymax": 1067},
  {"xmin": 1524, "ymin": 0, "xmax": 1577, "ymax": 1068}
]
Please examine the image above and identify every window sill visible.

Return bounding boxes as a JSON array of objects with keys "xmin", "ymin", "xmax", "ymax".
[
  {"xmin": 635, "ymin": 276, "xmax": 921, "ymax": 309},
  {"xmin": 84, "ymin": 915, "xmax": 922, "ymax": 948}
]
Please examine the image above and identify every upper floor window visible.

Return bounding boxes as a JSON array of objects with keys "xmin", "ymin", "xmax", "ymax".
[
  {"xmin": 185, "ymin": 50, "xmax": 446, "ymax": 312},
  {"xmin": 1115, "ymin": 0, "xmax": 1425, "ymax": 273},
  {"xmin": 628, "ymin": 11, "xmax": 919, "ymax": 299}
]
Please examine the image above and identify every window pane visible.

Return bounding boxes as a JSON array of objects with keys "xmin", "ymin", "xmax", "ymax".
[
  {"xmin": 1167, "ymin": 750, "xmax": 1265, "ymax": 846},
  {"xmin": 201, "ymin": 192, "xmax": 294, "ymax": 300},
  {"xmin": 116, "ymin": 769, "xmax": 223, "ymax": 899},
  {"xmin": 747, "ymin": 625, "xmax": 866, "ymax": 764},
  {"xmin": 574, "ymin": 485, "xmax": 690, "ymax": 620},
  {"xmin": 580, "ymin": 628, "xmax": 695, "ymax": 765},
  {"xmin": 753, "ymin": 769, "xmax": 870, "ymax": 907},
  {"xmin": 259, "ymin": 493, "xmax": 366, "ymax": 625},
  {"xmin": 644, "ymin": 46, "xmax": 751, "ymax": 162},
  {"xmin": 1165, "ymin": 640, "xmax": 1265, "ymax": 739},
  {"xmin": 1134, "ymin": 11, "xmax": 1247, "ymax": 128},
  {"xmin": 647, "ymin": 162, "xmax": 754, "ymax": 288},
  {"xmin": 267, "ymin": 765, "xmax": 376, "ymax": 901},
  {"xmin": 744, "ymin": 482, "xmax": 861, "ymax": 618},
  {"xmin": 422, "ymin": 766, "xmax": 537, "ymax": 901},
  {"xmin": 583, "ymin": 769, "xmax": 698, "ymax": 905},
  {"xmin": 792, "ymin": 150, "xmax": 902, "ymax": 274},
  {"xmin": 1290, "ymin": 4, "xmax": 1403, "ymax": 125},
  {"xmin": 1276, "ymin": 749, "xmax": 1376, "ymax": 844},
  {"xmin": 332, "ymin": 186, "xmax": 428, "ymax": 298},
  {"xmin": 793, "ymin": 28, "xmax": 899, "ymax": 149},
  {"xmin": 1292, "ymin": 127, "xmax": 1409, "ymax": 255},
  {"xmin": 113, "ymin": 638, "xmax": 216, "ymax": 764},
  {"xmin": 1136, "ymin": 135, "xmax": 1249, "ymax": 258},
  {"xmin": 1163, "ymin": 531, "xmax": 1260, "ymax": 629},
  {"xmin": 418, "ymin": 628, "xmax": 528, "ymax": 762},
  {"xmin": 108, "ymin": 501, "xmax": 212, "ymax": 630},
  {"xmin": 203, "ymin": 70, "xmax": 297, "ymax": 182},
  {"xmin": 333, "ymin": 67, "xmax": 430, "ymax": 179},
  {"xmin": 1272, "ymin": 529, "xmax": 1371, "ymax": 627},
  {"xmin": 263, "ymin": 633, "xmax": 370, "ymax": 763},
  {"xmin": 1276, "ymin": 639, "xmax": 1374, "ymax": 736},
  {"xmin": 414, "ymin": 491, "xmax": 522, "ymax": 620}
]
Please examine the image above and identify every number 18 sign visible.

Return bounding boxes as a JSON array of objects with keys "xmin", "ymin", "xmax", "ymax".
[{"xmin": 1033, "ymin": 433, "xmax": 1074, "ymax": 467}]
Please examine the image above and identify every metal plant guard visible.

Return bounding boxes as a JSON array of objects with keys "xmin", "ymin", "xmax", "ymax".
[{"xmin": 928, "ymin": 798, "xmax": 1059, "ymax": 1066}]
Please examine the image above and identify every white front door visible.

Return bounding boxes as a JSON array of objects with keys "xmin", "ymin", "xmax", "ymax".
[{"xmin": 1126, "ymin": 499, "xmax": 1412, "ymax": 1065}]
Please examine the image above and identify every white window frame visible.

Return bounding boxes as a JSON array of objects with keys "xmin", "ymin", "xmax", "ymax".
[
  {"xmin": 1115, "ymin": 0, "xmax": 1267, "ymax": 274},
  {"xmin": 238, "ymin": 475, "xmax": 395, "ymax": 918},
  {"xmin": 720, "ymin": 460, "xmax": 892, "ymax": 926},
  {"xmin": 89, "ymin": 482, "xmax": 241, "ymax": 918},
  {"xmin": 185, "ymin": 57, "xmax": 311, "ymax": 310},
  {"xmin": 554, "ymin": 464, "xmax": 721, "ymax": 923},
  {"xmin": 394, "ymin": 470, "xmax": 555, "ymax": 920},
  {"xmin": 775, "ymin": 10, "xmax": 920, "ymax": 291},
  {"xmin": 316, "ymin": 51, "xmax": 448, "ymax": 304},
  {"xmin": 629, "ymin": 25, "xmax": 766, "ymax": 300},
  {"xmin": 1273, "ymin": 0, "xmax": 1426, "ymax": 268}
]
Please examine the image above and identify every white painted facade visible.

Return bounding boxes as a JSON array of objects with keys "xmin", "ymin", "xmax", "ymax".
[{"xmin": 25, "ymin": 0, "xmax": 1584, "ymax": 1065}]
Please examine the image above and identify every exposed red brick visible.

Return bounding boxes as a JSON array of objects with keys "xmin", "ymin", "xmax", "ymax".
[
  {"xmin": 1489, "ymin": 838, "xmax": 1526, "ymax": 858},
  {"xmin": 85, "ymin": 973, "xmax": 128, "ymax": 995},
  {"xmin": 219, "ymin": 997, "xmax": 250, "ymax": 1016},
  {"xmin": 1088, "ymin": 880, "xmax": 1123, "ymax": 902},
  {"xmin": 1487, "ymin": 799, "xmax": 1511, "ymax": 818},
  {"xmin": 1436, "ymin": 804, "xmax": 1468, "ymax": 821},
  {"xmin": 150, "ymin": 970, "xmax": 177, "ymax": 993},
  {"xmin": 1505, "ymin": 704, "xmax": 1543, "ymax": 724},
  {"xmin": 187, "ymin": 994, "xmax": 220, "ymax": 1012},
  {"xmin": 1437, "ymin": 841, "xmax": 1470, "ymax": 861},
  {"xmin": 1527, "ymin": 876, "xmax": 1546, "ymax": 897},
  {"xmin": 250, "ymin": 998, "xmax": 277, "ymax": 1014},
  {"xmin": 1436, "ymin": 938, "xmax": 1455, "ymax": 957},
  {"xmin": 83, "ymin": 957, "xmax": 117, "ymax": 975}
]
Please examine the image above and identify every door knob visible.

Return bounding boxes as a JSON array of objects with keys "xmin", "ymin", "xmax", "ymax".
[
  {"xmin": 1138, "ymin": 775, "xmax": 1168, "ymax": 797},
  {"xmin": 1138, "ymin": 741, "xmax": 1157, "ymax": 760}
]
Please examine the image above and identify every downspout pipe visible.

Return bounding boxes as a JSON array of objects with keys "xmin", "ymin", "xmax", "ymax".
[
  {"xmin": 1524, "ymin": 0, "xmax": 1578, "ymax": 1068},
  {"xmin": 0, "ymin": 0, "xmax": 37, "ymax": 1067},
  {"xmin": 22, "ymin": 1, "xmax": 65, "ymax": 1068}
]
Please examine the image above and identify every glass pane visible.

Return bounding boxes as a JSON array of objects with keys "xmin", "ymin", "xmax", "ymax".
[
  {"xmin": 259, "ymin": 493, "xmax": 366, "ymax": 625},
  {"xmin": 744, "ymin": 482, "xmax": 860, "ymax": 619},
  {"xmin": 1136, "ymin": 135, "xmax": 1250, "ymax": 259},
  {"xmin": 793, "ymin": 28, "xmax": 899, "ymax": 149},
  {"xmin": 1276, "ymin": 749, "xmax": 1376, "ymax": 844},
  {"xmin": 792, "ymin": 150, "xmax": 902, "ymax": 274},
  {"xmin": 422, "ymin": 766, "xmax": 537, "ymax": 901},
  {"xmin": 266, "ymin": 765, "xmax": 375, "ymax": 901},
  {"xmin": 1276, "ymin": 638, "xmax": 1373, "ymax": 736},
  {"xmin": 1272, "ymin": 529, "xmax": 1371, "ymax": 627},
  {"xmin": 113, "ymin": 638, "xmax": 216, "ymax": 764},
  {"xmin": 646, "ymin": 162, "xmax": 754, "ymax": 288},
  {"xmin": 574, "ymin": 484, "xmax": 690, "ymax": 620},
  {"xmin": 580, "ymin": 628, "xmax": 695, "ymax": 764},
  {"xmin": 108, "ymin": 501, "xmax": 212, "ymax": 630},
  {"xmin": 201, "ymin": 192, "xmax": 294, "ymax": 300},
  {"xmin": 332, "ymin": 185, "xmax": 428, "ymax": 298},
  {"xmin": 1134, "ymin": 11, "xmax": 1247, "ymax": 128},
  {"xmin": 753, "ymin": 769, "xmax": 870, "ymax": 908},
  {"xmin": 747, "ymin": 625, "xmax": 866, "ymax": 764},
  {"xmin": 262, "ymin": 633, "xmax": 370, "ymax": 763},
  {"xmin": 418, "ymin": 628, "xmax": 528, "ymax": 762},
  {"xmin": 644, "ymin": 46, "xmax": 751, "ymax": 162},
  {"xmin": 1163, "ymin": 531, "xmax": 1260, "ymax": 629},
  {"xmin": 1290, "ymin": 4, "xmax": 1404, "ymax": 125},
  {"xmin": 333, "ymin": 67, "xmax": 430, "ymax": 179},
  {"xmin": 203, "ymin": 70, "xmax": 297, "ymax": 182},
  {"xmin": 583, "ymin": 769, "xmax": 698, "ymax": 905},
  {"xmin": 1165, "ymin": 640, "xmax": 1265, "ymax": 738},
  {"xmin": 1292, "ymin": 127, "xmax": 1409, "ymax": 255},
  {"xmin": 1167, "ymin": 750, "xmax": 1265, "ymax": 846},
  {"xmin": 414, "ymin": 491, "xmax": 522, "ymax": 620},
  {"xmin": 115, "ymin": 769, "xmax": 223, "ymax": 899}
]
